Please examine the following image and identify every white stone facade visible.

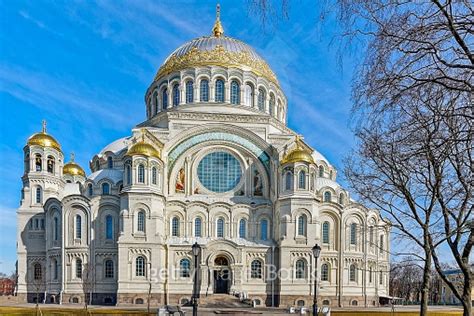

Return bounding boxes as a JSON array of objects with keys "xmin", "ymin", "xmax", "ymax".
[{"xmin": 16, "ymin": 19, "xmax": 390, "ymax": 308}]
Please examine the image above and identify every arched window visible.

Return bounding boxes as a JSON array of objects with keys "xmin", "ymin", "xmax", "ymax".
[
  {"xmin": 298, "ymin": 171, "xmax": 306, "ymax": 189},
  {"xmin": 185, "ymin": 80, "xmax": 193, "ymax": 103},
  {"xmin": 137, "ymin": 211, "xmax": 145, "ymax": 232},
  {"xmin": 53, "ymin": 259, "xmax": 58, "ymax": 280},
  {"xmin": 239, "ymin": 219, "xmax": 246, "ymax": 238},
  {"xmin": 47, "ymin": 156, "xmax": 55, "ymax": 173},
  {"xmin": 87, "ymin": 184, "xmax": 93, "ymax": 196},
  {"xmin": 135, "ymin": 256, "xmax": 145, "ymax": 277},
  {"xmin": 379, "ymin": 270, "xmax": 383, "ymax": 285},
  {"xmin": 76, "ymin": 259, "xmax": 82, "ymax": 279},
  {"xmin": 75, "ymin": 215, "xmax": 82, "ymax": 239},
  {"xmin": 339, "ymin": 193, "xmax": 344, "ymax": 204},
  {"xmin": 244, "ymin": 83, "xmax": 254, "ymax": 106},
  {"xmin": 102, "ymin": 183, "xmax": 110, "ymax": 195},
  {"xmin": 295, "ymin": 259, "xmax": 306, "ymax": 279},
  {"xmin": 172, "ymin": 84, "xmax": 180, "ymax": 106},
  {"xmin": 380, "ymin": 235, "xmax": 384, "ymax": 252},
  {"xmin": 217, "ymin": 217, "xmax": 224, "ymax": 237},
  {"xmin": 200, "ymin": 79, "xmax": 209, "ymax": 102},
  {"xmin": 162, "ymin": 87, "xmax": 168, "ymax": 110},
  {"xmin": 35, "ymin": 186, "xmax": 42, "ymax": 204},
  {"xmin": 106, "ymin": 215, "xmax": 113, "ymax": 239},
  {"xmin": 138, "ymin": 164, "xmax": 145, "ymax": 183},
  {"xmin": 107, "ymin": 156, "xmax": 113, "ymax": 169},
  {"xmin": 35, "ymin": 154, "xmax": 42, "ymax": 171},
  {"xmin": 285, "ymin": 172, "xmax": 293, "ymax": 190},
  {"xmin": 324, "ymin": 191, "xmax": 331, "ymax": 202},
  {"xmin": 251, "ymin": 260, "xmax": 262, "ymax": 279},
  {"xmin": 171, "ymin": 217, "xmax": 179, "ymax": 237},
  {"xmin": 151, "ymin": 167, "xmax": 157, "ymax": 185},
  {"xmin": 126, "ymin": 165, "xmax": 131, "ymax": 185},
  {"xmin": 194, "ymin": 217, "xmax": 202, "ymax": 237},
  {"xmin": 258, "ymin": 88, "xmax": 266, "ymax": 111},
  {"xmin": 179, "ymin": 259, "xmax": 191, "ymax": 278},
  {"xmin": 318, "ymin": 166, "xmax": 324, "ymax": 177},
  {"xmin": 321, "ymin": 263, "xmax": 329, "ymax": 281},
  {"xmin": 260, "ymin": 219, "xmax": 268, "ymax": 240},
  {"xmin": 230, "ymin": 80, "xmax": 240, "ymax": 104},
  {"xmin": 215, "ymin": 79, "xmax": 224, "ymax": 102},
  {"xmin": 105, "ymin": 260, "xmax": 114, "ymax": 278},
  {"xmin": 350, "ymin": 223, "xmax": 357, "ymax": 245},
  {"xmin": 297, "ymin": 214, "xmax": 307, "ymax": 236},
  {"xmin": 266, "ymin": 94, "xmax": 274, "ymax": 117},
  {"xmin": 349, "ymin": 264, "xmax": 356, "ymax": 282},
  {"xmin": 153, "ymin": 91, "xmax": 159, "ymax": 114},
  {"xmin": 322, "ymin": 221, "xmax": 330, "ymax": 244},
  {"xmin": 54, "ymin": 217, "xmax": 59, "ymax": 241},
  {"xmin": 34, "ymin": 263, "xmax": 42, "ymax": 280}
]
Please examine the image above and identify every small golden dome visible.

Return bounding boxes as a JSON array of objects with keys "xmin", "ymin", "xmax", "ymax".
[
  {"xmin": 281, "ymin": 136, "xmax": 315, "ymax": 165},
  {"xmin": 27, "ymin": 120, "xmax": 61, "ymax": 152},
  {"xmin": 63, "ymin": 153, "xmax": 86, "ymax": 177},
  {"xmin": 127, "ymin": 141, "xmax": 160, "ymax": 159}
]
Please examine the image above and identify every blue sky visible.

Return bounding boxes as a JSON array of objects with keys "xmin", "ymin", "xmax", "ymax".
[{"xmin": 0, "ymin": 1, "xmax": 358, "ymax": 274}]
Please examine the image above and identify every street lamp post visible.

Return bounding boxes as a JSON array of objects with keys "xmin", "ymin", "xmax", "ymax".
[
  {"xmin": 191, "ymin": 242, "xmax": 201, "ymax": 316},
  {"xmin": 312, "ymin": 244, "xmax": 321, "ymax": 316}
]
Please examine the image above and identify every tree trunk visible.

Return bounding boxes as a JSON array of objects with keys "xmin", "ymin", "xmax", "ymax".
[
  {"xmin": 461, "ymin": 284, "xmax": 472, "ymax": 316},
  {"xmin": 420, "ymin": 247, "xmax": 431, "ymax": 316}
]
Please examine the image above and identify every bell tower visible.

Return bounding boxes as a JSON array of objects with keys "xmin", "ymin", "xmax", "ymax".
[{"xmin": 21, "ymin": 120, "xmax": 64, "ymax": 207}]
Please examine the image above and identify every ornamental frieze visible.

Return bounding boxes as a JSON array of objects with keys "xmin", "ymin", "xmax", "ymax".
[{"xmin": 155, "ymin": 45, "xmax": 279, "ymax": 85}]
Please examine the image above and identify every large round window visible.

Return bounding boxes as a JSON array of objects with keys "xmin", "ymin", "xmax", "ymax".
[{"xmin": 197, "ymin": 151, "xmax": 242, "ymax": 193}]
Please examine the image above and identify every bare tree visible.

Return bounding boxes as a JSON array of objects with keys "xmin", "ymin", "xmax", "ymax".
[
  {"xmin": 252, "ymin": 1, "xmax": 473, "ymax": 315},
  {"xmin": 81, "ymin": 263, "xmax": 94, "ymax": 314}
]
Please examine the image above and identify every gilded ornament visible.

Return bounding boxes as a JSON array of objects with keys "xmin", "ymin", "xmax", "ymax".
[
  {"xmin": 154, "ymin": 43, "xmax": 279, "ymax": 85},
  {"xmin": 281, "ymin": 136, "xmax": 314, "ymax": 165},
  {"xmin": 63, "ymin": 152, "xmax": 86, "ymax": 177},
  {"xmin": 27, "ymin": 120, "xmax": 62, "ymax": 152}
]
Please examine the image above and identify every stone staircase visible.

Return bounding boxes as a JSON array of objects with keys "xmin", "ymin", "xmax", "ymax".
[{"xmin": 198, "ymin": 294, "xmax": 253, "ymax": 309}]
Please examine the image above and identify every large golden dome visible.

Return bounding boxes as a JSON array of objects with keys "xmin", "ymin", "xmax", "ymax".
[
  {"xmin": 154, "ymin": 5, "xmax": 278, "ymax": 85},
  {"xmin": 127, "ymin": 142, "xmax": 160, "ymax": 159},
  {"xmin": 27, "ymin": 121, "xmax": 61, "ymax": 152},
  {"xmin": 281, "ymin": 137, "xmax": 315, "ymax": 165},
  {"xmin": 63, "ymin": 154, "xmax": 86, "ymax": 177}
]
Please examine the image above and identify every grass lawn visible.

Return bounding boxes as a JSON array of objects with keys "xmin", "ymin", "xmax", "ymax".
[{"xmin": 0, "ymin": 306, "xmax": 464, "ymax": 315}]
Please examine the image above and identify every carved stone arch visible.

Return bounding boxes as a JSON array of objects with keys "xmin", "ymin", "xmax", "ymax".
[
  {"xmin": 195, "ymin": 73, "xmax": 211, "ymax": 84},
  {"xmin": 165, "ymin": 124, "xmax": 272, "ymax": 170},
  {"xmin": 131, "ymin": 202, "xmax": 151, "ymax": 217},
  {"xmin": 291, "ymin": 208, "xmax": 312, "ymax": 222},
  {"xmin": 210, "ymin": 69, "xmax": 228, "ymax": 82},
  {"xmin": 205, "ymin": 240, "xmax": 239, "ymax": 265},
  {"xmin": 228, "ymin": 73, "xmax": 244, "ymax": 85}
]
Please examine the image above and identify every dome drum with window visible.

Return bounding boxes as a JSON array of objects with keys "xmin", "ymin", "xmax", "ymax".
[{"xmin": 144, "ymin": 9, "xmax": 287, "ymax": 123}]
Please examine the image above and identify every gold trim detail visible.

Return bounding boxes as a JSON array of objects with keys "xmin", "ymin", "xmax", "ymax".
[
  {"xmin": 126, "ymin": 130, "xmax": 161, "ymax": 159},
  {"xmin": 154, "ymin": 45, "xmax": 279, "ymax": 85},
  {"xmin": 212, "ymin": 3, "xmax": 224, "ymax": 37}
]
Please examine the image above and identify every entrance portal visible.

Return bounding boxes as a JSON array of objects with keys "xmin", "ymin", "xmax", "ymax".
[{"xmin": 213, "ymin": 256, "xmax": 230, "ymax": 294}]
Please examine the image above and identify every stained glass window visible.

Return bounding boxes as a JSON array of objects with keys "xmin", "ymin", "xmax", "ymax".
[
  {"xmin": 162, "ymin": 88, "xmax": 168, "ymax": 110},
  {"xmin": 200, "ymin": 79, "xmax": 209, "ymax": 101},
  {"xmin": 295, "ymin": 259, "xmax": 306, "ymax": 279},
  {"xmin": 75, "ymin": 215, "xmax": 81, "ymax": 239},
  {"xmin": 239, "ymin": 219, "xmax": 246, "ymax": 238},
  {"xmin": 350, "ymin": 223, "xmax": 357, "ymax": 245},
  {"xmin": 172, "ymin": 84, "xmax": 180, "ymax": 106},
  {"xmin": 136, "ymin": 256, "xmax": 145, "ymax": 276},
  {"xmin": 217, "ymin": 217, "xmax": 224, "ymax": 237},
  {"xmin": 321, "ymin": 263, "xmax": 329, "ymax": 281},
  {"xmin": 194, "ymin": 217, "xmax": 202, "ymax": 237},
  {"xmin": 322, "ymin": 221, "xmax": 330, "ymax": 243},
  {"xmin": 106, "ymin": 215, "xmax": 113, "ymax": 239},
  {"xmin": 197, "ymin": 152, "xmax": 242, "ymax": 193},
  {"xmin": 137, "ymin": 211, "xmax": 145, "ymax": 232},
  {"xmin": 215, "ymin": 79, "xmax": 225, "ymax": 102},
  {"xmin": 180, "ymin": 259, "xmax": 191, "ymax": 277},
  {"xmin": 230, "ymin": 80, "xmax": 240, "ymax": 104},
  {"xmin": 297, "ymin": 214, "xmax": 307, "ymax": 236},
  {"xmin": 258, "ymin": 88, "xmax": 266, "ymax": 111},
  {"xmin": 186, "ymin": 80, "xmax": 193, "ymax": 103}
]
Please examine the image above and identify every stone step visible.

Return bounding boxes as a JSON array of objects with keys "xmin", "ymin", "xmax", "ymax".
[{"xmin": 198, "ymin": 294, "xmax": 252, "ymax": 309}]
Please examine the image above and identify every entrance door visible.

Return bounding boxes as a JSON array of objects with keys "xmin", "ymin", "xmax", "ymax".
[{"xmin": 214, "ymin": 256, "xmax": 230, "ymax": 294}]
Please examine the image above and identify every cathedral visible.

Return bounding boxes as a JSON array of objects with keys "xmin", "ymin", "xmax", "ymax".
[{"xmin": 17, "ymin": 6, "xmax": 390, "ymax": 308}]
